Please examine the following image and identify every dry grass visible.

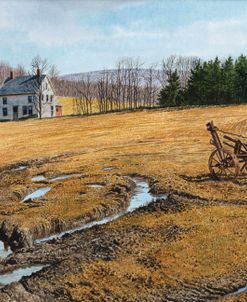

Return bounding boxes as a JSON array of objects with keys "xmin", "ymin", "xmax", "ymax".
[
  {"xmin": 2, "ymin": 104, "xmax": 247, "ymax": 297},
  {"xmin": 63, "ymin": 204, "xmax": 247, "ymax": 300},
  {"xmin": 1, "ymin": 105, "xmax": 247, "ymax": 229},
  {"xmin": 57, "ymin": 96, "xmax": 100, "ymax": 116}
]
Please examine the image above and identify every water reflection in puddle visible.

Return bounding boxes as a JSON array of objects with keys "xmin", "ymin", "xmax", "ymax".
[
  {"xmin": 12, "ymin": 165, "xmax": 27, "ymax": 171},
  {"xmin": 102, "ymin": 167, "xmax": 115, "ymax": 171},
  {"xmin": 49, "ymin": 174, "xmax": 81, "ymax": 183},
  {"xmin": 0, "ymin": 241, "xmax": 11, "ymax": 259},
  {"xmin": 0, "ymin": 265, "xmax": 45, "ymax": 286},
  {"xmin": 36, "ymin": 177, "xmax": 167, "ymax": 243},
  {"xmin": 227, "ymin": 285, "xmax": 247, "ymax": 297},
  {"xmin": 32, "ymin": 174, "xmax": 81, "ymax": 183},
  {"xmin": 22, "ymin": 187, "xmax": 52, "ymax": 202},
  {"xmin": 32, "ymin": 175, "xmax": 46, "ymax": 182},
  {"xmin": 87, "ymin": 183, "xmax": 105, "ymax": 188}
]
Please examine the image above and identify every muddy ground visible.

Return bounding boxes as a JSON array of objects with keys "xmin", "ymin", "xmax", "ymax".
[{"xmin": 0, "ymin": 191, "xmax": 246, "ymax": 302}]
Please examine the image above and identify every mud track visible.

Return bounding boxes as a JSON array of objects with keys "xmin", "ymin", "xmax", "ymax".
[{"xmin": 0, "ymin": 188, "xmax": 242, "ymax": 302}]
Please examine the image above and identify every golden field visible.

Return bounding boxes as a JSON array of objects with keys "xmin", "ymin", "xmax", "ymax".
[
  {"xmin": 57, "ymin": 96, "xmax": 100, "ymax": 115},
  {"xmin": 1, "ymin": 105, "xmax": 247, "ymax": 228},
  {"xmin": 1, "ymin": 104, "xmax": 247, "ymax": 300}
]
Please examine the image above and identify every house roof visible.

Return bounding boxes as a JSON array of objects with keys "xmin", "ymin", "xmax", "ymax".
[{"xmin": 0, "ymin": 75, "xmax": 46, "ymax": 96}]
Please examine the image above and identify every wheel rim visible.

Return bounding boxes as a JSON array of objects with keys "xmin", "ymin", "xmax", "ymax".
[{"xmin": 209, "ymin": 149, "xmax": 240, "ymax": 180}]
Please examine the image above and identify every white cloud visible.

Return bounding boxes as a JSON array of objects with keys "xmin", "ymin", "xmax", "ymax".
[
  {"xmin": 108, "ymin": 16, "xmax": 247, "ymax": 60},
  {"xmin": 112, "ymin": 25, "xmax": 168, "ymax": 38},
  {"xmin": 0, "ymin": 0, "xmax": 145, "ymax": 47},
  {"xmin": 172, "ymin": 17, "xmax": 247, "ymax": 58},
  {"xmin": 1, "ymin": 0, "xmax": 247, "ymax": 72}
]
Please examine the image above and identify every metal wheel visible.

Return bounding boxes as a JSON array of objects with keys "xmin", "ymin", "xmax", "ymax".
[{"xmin": 208, "ymin": 149, "xmax": 240, "ymax": 180}]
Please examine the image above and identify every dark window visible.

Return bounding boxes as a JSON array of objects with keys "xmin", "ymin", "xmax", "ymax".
[
  {"xmin": 50, "ymin": 95, "xmax": 53, "ymax": 102},
  {"xmin": 28, "ymin": 106, "xmax": 33, "ymax": 115},
  {"xmin": 46, "ymin": 95, "xmax": 49, "ymax": 102},
  {"xmin": 3, "ymin": 97, "xmax": 7, "ymax": 105},
  {"xmin": 46, "ymin": 83, "xmax": 48, "ymax": 90},
  {"xmin": 42, "ymin": 94, "xmax": 44, "ymax": 101},
  {"xmin": 2, "ymin": 108, "xmax": 8, "ymax": 116},
  {"xmin": 28, "ymin": 96, "xmax": 33, "ymax": 103},
  {"xmin": 22, "ymin": 106, "xmax": 27, "ymax": 115},
  {"xmin": 51, "ymin": 105, "xmax": 54, "ymax": 117}
]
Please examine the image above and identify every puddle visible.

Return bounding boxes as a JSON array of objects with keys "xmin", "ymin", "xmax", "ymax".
[
  {"xmin": 0, "ymin": 265, "xmax": 45, "ymax": 286},
  {"xmin": 32, "ymin": 175, "xmax": 46, "ymax": 182},
  {"xmin": 102, "ymin": 167, "xmax": 115, "ymax": 171},
  {"xmin": 0, "ymin": 241, "xmax": 11, "ymax": 259},
  {"xmin": 22, "ymin": 187, "xmax": 52, "ymax": 202},
  {"xmin": 49, "ymin": 174, "xmax": 81, "ymax": 183},
  {"xmin": 126, "ymin": 178, "xmax": 167, "ymax": 212},
  {"xmin": 87, "ymin": 183, "xmax": 105, "ymax": 188},
  {"xmin": 36, "ymin": 177, "xmax": 167, "ymax": 243},
  {"xmin": 227, "ymin": 285, "xmax": 247, "ymax": 297},
  {"xmin": 12, "ymin": 165, "xmax": 27, "ymax": 171}
]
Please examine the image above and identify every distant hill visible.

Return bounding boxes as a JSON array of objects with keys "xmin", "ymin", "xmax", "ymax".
[{"xmin": 59, "ymin": 69, "xmax": 163, "ymax": 86}]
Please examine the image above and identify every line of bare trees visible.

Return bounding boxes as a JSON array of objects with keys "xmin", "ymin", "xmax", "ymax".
[
  {"xmin": 0, "ymin": 55, "xmax": 199, "ymax": 116},
  {"xmin": 53, "ymin": 56, "xmax": 198, "ymax": 115},
  {"xmin": 0, "ymin": 62, "xmax": 26, "ymax": 85}
]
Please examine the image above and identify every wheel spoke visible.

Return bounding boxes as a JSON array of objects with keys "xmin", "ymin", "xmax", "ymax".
[
  {"xmin": 209, "ymin": 149, "xmax": 238, "ymax": 180},
  {"xmin": 225, "ymin": 167, "xmax": 234, "ymax": 176},
  {"xmin": 215, "ymin": 151, "xmax": 222, "ymax": 162},
  {"xmin": 212, "ymin": 157, "xmax": 220, "ymax": 164}
]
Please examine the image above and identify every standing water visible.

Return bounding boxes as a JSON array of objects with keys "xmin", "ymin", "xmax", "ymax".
[
  {"xmin": 32, "ymin": 175, "xmax": 46, "ymax": 182},
  {"xmin": 49, "ymin": 174, "xmax": 81, "ymax": 183},
  {"xmin": 0, "ymin": 177, "xmax": 166, "ymax": 287},
  {"xmin": 36, "ymin": 177, "xmax": 167, "ymax": 243},
  {"xmin": 0, "ymin": 265, "xmax": 45, "ymax": 286},
  {"xmin": 0, "ymin": 242, "xmax": 11, "ymax": 259},
  {"xmin": 22, "ymin": 187, "xmax": 52, "ymax": 202},
  {"xmin": 12, "ymin": 165, "xmax": 27, "ymax": 171}
]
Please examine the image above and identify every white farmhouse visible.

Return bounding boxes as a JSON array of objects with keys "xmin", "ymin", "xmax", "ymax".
[{"xmin": 0, "ymin": 69, "xmax": 62, "ymax": 121}]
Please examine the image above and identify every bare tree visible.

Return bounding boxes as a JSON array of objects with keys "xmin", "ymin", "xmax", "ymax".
[
  {"xmin": 29, "ymin": 56, "xmax": 53, "ymax": 119},
  {"xmin": 15, "ymin": 64, "xmax": 26, "ymax": 76},
  {"xmin": 143, "ymin": 64, "xmax": 160, "ymax": 107},
  {"xmin": 0, "ymin": 61, "xmax": 12, "ymax": 85},
  {"xmin": 49, "ymin": 64, "xmax": 60, "ymax": 80},
  {"xmin": 31, "ymin": 55, "xmax": 50, "ymax": 74},
  {"xmin": 160, "ymin": 55, "xmax": 199, "ymax": 88}
]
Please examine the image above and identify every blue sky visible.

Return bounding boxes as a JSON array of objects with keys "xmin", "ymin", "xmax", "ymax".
[{"xmin": 0, "ymin": 0, "xmax": 247, "ymax": 74}]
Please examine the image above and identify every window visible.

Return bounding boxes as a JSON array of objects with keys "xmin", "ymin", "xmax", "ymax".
[
  {"xmin": 3, "ymin": 97, "xmax": 7, "ymax": 105},
  {"xmin": 46, "ymin": 95, "xmax": 49, "ymax": 102},
  {"xmin": 28, "ymin": 96, "xmax": 33, "ymax": 103},
  {"xmin": 50, "ymin": 95, "xmax": 53, "ymax": 102},
  {"xmin": 51, "ymin": 105, "xmax": 54, "ymax": 117},
  {"xmin": 22, "ymin": 106, "xmax": 27, "ymax": 115},
  {"xmin": 46, "ymin": 83, "xmax": 48, "ymax": 90},
  {"xmin": 2, "ymin": 108, "xmax": 8, "ymax": 116},
  {"xmin": 42, "ymin": 94, "xmax": 44, "ymax": 101},
  {"xmin": 28, "ymin": 106, "xmax": 33, "ymax": 115}
]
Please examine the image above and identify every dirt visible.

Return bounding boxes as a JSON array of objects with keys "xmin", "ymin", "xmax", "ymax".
[{"xmin": 0, "ymin": 190, "xmax": 244, "ymax": 302}]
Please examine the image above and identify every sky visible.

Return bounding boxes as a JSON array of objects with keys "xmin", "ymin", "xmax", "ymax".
[{"xmin": 0, "ymin": 0, "xmax": 247, "ymax": 74}]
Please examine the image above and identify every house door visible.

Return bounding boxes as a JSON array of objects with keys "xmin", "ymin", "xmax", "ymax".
[{"xmin": 13, "ymin": 106, "xmax": 18, "ymax": 120}]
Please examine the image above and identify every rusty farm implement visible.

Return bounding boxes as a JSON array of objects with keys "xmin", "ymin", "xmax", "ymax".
[{"xmin": 206, "ymin": 121, "xmax": 247, "ymax": 180}]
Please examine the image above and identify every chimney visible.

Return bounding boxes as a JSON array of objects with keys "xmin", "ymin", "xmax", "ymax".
[
  {"xmin": 37, "ymin": 68, "xmax": 41, "ymax": 77},
  {"xmin": 10, "ymin": 70, "xmax": 14, "ymax": 79}
]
